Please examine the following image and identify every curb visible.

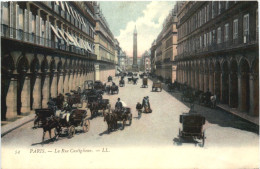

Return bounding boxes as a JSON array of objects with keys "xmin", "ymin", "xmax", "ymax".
[{"xmin": 1, "ymin": 114, "xmax": 35, "ymax": 137}]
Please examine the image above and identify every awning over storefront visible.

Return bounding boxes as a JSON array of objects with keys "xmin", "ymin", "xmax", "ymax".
[
  {"xmin": 50, "ymin": 24, "xmax": 62, "ymax": 39},
  {"xmin": 55, "ymin": 1, "xmax": 59, "ymax": 6},
  {"xmin": 86, "ymin": 41, "xmax": 92, "ymax": 52}
]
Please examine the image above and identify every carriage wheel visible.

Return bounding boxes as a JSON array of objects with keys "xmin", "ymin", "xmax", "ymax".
[
  {"xmin": 68, "ymin": 125, "xmax": 75, "ymax": 138},
  {"xmin": 202, "ymin": 131, "xmax": 205, "ymax": 147},
  {"xmin": 179, "ymin": 128, "xmax": 182, "ymax": 137},
  {"xmin": 122, "ymin": 120, "xmax": 126, "ymax": 130},
  {"xmin": 83, "ymin": 119, "xmax": 90, "ymax": 133},
  {"xmin": 129, "ymin": 114, "xmax": 132, "ymax": 125}
]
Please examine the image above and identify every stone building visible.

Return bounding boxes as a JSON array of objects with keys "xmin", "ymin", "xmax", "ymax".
[
  {"xmin": 1, "ymin": 2, "xmax": 97, "ymax": 120},
  {"xmin": 175, "ymin": 1, "xmax": 259, "ymax": 116},
  {"xmin": 152, "ymin": 6, "xmax": 178, "ymax": 83},
  {"xmin": 93, "ymin": 3, "xmax": 116, "ymax": 82},
  {"xmin": 140, "ymin": 50, "xmax": 151, "ymax": 72}
]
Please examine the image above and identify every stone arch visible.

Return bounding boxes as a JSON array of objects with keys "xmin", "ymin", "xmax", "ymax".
[
  {"xmin": 208, "ymin": 60, "xmax": 214, "ymax": 93},
  {"xmin": 229, "ymin": 59, "xmax": 238, "ymax": 108},
  {"xmin": 250, "ymin": 59, "xmax": 259, "ymax": 116},
  {"xmin": 214, "ymin": 61, "xmax": 221, "ymax": 101},
  {"xmin": 30, "ymin": 55, "xmax": 40, "ymax": 110},
  {"xmin": 221, "ymin": 60, "xmax": 229, "ymax": 104},
  {"xmin": 17, "ymin": 54, "xmax": 29, "ymax": 115},
  {"xmin": 238, "ymin": 58, "xmax": 250, "ymax": 112}
]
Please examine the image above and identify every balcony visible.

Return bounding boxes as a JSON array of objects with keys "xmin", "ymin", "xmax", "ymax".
[{"xmin": 1, "ymin": 24, "xmax": 94, "ymax": 59}]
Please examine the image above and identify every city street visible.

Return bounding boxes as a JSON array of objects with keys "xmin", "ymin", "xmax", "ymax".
[{"xmin": 2, "ymin": 76, "xmax": 259, "ymax": 168}]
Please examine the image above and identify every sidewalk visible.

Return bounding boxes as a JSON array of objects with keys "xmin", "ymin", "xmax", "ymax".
[
  {"xmin": 1, "ymin": 112, "xmax": 35, "ymax": 137},
  {"xmin": 217, "ymin": 104, "xmax": 259, "ymax": 126}
]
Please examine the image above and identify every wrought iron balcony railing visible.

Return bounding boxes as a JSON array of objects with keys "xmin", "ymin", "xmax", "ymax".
[{"xmin": 1, "ymin": 24, "xmax": 95, "ymax": 58}]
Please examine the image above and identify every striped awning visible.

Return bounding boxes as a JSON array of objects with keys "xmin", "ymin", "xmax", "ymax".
[{"xmin": 50, "ymin": 24, "xmax": 62, "ymax": 39}]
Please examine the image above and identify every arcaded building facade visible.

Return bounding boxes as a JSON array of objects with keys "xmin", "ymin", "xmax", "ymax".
[
  {"xmin": 176, "ymin": 1, "xmax": 259, "ymax": 116},
  {"xmin": 1, "ymin": 2, "xmax": 97, "ymax": 120}
]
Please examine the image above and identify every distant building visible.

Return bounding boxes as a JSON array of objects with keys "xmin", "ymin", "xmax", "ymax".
[
  {"xmin": 151, "ymin": 5, "xmax": 178, "ymax": 82},
  {"xmin": 93, "ymin": 2, "xmax": 117, "ymax": 81}
]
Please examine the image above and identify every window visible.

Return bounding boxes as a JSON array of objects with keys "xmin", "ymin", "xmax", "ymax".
[
  {"xmin": 257, "ymin": 9, "xmax": 258, "ymax": 40},
  {"xmin": 218, "ymin": 1, "xmax": 221, "ymax": 15},
  {"xmin": 207, "ymin": 4, "xmax": 210, "ymax": 21},
  {"xmin": 233, "ymin": 19, "xmax": 238, "ymax": 39},
  {"xmin": 224, "ymin": 23, "xmax": 229, "ymax": 42},
  {"xmin": 200, "ymin": 36, "xmax": 202, "ymax": 48},
  {"xmin": 204, "ymin": 33, "xmax": 207, "ymax": 47},
  {"xmin": 205, "ymin": 6, "xmax": 207, "ymax": 23},
  {"xmin": 225, "ymin": 2, "xmax": 229, "ymax": 9},
  {"xmin": 209, "ymin": 31, "xmax": 212, "ymax": 45},
  {"xmin": 243, "ymin": 14, "xmax": 249, "ymax": 43},
  {"xmin": 217, "ymin": 27, "xmax": 221, "ymax": 44},
  {"xmin": 212, "ymin": 30, "xmax": 216, "ymax": 44},
  {"xmin": 212, "ymin": 2, "xmax": 215, "ymax": 18}
]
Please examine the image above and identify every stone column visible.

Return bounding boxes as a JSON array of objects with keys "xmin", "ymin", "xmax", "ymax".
[
  {"xmin": 209, "ymin": 71, "xmax": 214, "ymax": 93},
  {"xmin": 57, "ymin": 72, "xmax": 64, "ymax": 95},
  {"xmin": 220, "ymin": 72, "xmax": 228, "ymax": 103},
  {"xmin": 33, "ymin": 74, "xmax": 41, "ymax": 109},
  {"xmin": 204, "ymin": 72, "xmax": 208, "ymax": 92},
  {"xmin": 63, "ymin": 72, "xmax": 69, "ymax": 93},
  {"xmin": 95, "ymin": 64, "xmax": 100, "ymax": 81},
  {"xmin": 50, "ymin": 72, "xmax": 58, "ymax": 98},
  {"xmin": 249, "ymin": 73, "xmax": 259, "ymax": 116},
  {"xmin": 42, "ymin": 73, "xmax": 50, "ymax": 108},
  {"xmin": 68, "ymin": 72, "xmax": 73, "ymax": 92},
  {"xmin": 6, "ymin": 77, "xmax": 18, "ymax": 119},
  {"xmin": 20, "ymin": 75, "xmax": 31, "ymax": 114}
]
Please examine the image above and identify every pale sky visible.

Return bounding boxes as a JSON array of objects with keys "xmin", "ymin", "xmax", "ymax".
[{"xmin": 99, "ymin": 1, "xmax": 176, "ymax": 57}]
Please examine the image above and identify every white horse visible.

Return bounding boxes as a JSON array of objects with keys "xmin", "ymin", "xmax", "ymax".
[{"xmin": 210, "ymin": 95, "xmax": 217, "ymax": 108}]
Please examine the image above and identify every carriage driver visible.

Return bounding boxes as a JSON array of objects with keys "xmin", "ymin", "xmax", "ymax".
[{"xmin": 115, "ymin": 98, "xmax": 123, "ymax": 111}]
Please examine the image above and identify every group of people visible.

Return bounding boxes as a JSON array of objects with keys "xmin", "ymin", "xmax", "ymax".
[{"xmin": 115, "ymin": 96, "xmax": 151, "ymax": 115}]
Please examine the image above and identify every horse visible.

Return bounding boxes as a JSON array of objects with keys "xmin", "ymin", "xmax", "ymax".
[
  {"xmin": 87, "ymin": 101, "xmax": 99, "ymax": 118},
  {"xmin": 104, "ymin": 112, "xmax": 116, "ymax": 133},
  {"xmin": 42, "ymin": 116, "xmax": 61, "ymax": 142}
]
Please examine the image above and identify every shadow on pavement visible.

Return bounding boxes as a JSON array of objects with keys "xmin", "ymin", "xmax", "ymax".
[{"xmin": 153, "ymin": 78, "xmax": 259, "ymax": 134}]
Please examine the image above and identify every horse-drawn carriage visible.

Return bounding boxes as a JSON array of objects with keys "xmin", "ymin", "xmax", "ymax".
[
  {"xmin": 110, "ymin": 84, "xmax": 119, "ymax": 94},
  {"xmin": 87, "ymin": 99, "xmax": 111, "ymax": 118},
  {"xmin": 152, "ymin": 82, "xmax": 162, "ymax": 92},
  {"xmin": 119, "ymin": 79, "xmax": 125, "ymax": 87},
  {"xmin": 142, "ymin": 77, "xmax": 148, "ymax": 88},
  {"xmin": 178, "ymin": 113, "xmax": 206, "ymax": 147},
  {"xmin": 104, "ymin": 107, "xmax": 132, "ymax": 133},
  {"xmin": 94, "ymin": 80, "xmax": 105, "ymax": 91},
  {"xmin": 40, "ymin": 100, "xmax": 90, "ymax": 141},
  {"xmin": 57, "ymin": 109, "xmax": 90, "ymax": 139}
]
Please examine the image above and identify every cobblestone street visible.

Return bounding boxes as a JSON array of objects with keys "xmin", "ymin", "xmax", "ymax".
[{"xmin": 2, "ymin": 77, "xmax": 259, "ymax": 168}]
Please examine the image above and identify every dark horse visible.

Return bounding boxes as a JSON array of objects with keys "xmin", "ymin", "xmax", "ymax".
[
  {"xmin": 104, "ymin": 113, "xmax": 117, "ymax": 133},
  {"xmin": 42, "ymin": 116, "xmax": 61, "ymax": 142}
]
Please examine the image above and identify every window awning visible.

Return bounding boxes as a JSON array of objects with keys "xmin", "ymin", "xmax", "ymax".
[
  {"xmin": 57, "ymin": 28, "xmax": 67, "ymax": 42},
  {"xmin": 64, "ymin": 32, "xmax": 75, "ymax": 43},
  {"xmin": 82, "ymin": 41, "xmax": 88, "ymax": 51},
  {"xmin": 60, "ymin": 1, "xmax": 65, "ymax": 11},
  {"xmin": 50, "ymin": 25, "xmax": 62, "ymax": 39},
  {"xmin": 90, "ymin": 26, "xmax": 95, "ymax": 33},
  {"xmin": 65, "ymin": 2, "xmax": 71, "ymax": 15},
  {"xmin": 55, "ymin": 1, "xmax": 60, "ymax": 6},
  {"xmin": 86, "ymin": 41, "xmax": 93, "ymax": 52},
  {"xmin": 70, "ymin": 7, "xmax": 76, "ymax": 18},
  {"xmin": 72, "ymin": 36, "xmax": 81, "ymax": 48}
]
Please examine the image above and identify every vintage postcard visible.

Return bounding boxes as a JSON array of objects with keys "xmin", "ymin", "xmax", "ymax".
[{"xmin": 1, "ymin": 1, "xmax": 259, "ymax": 168}]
